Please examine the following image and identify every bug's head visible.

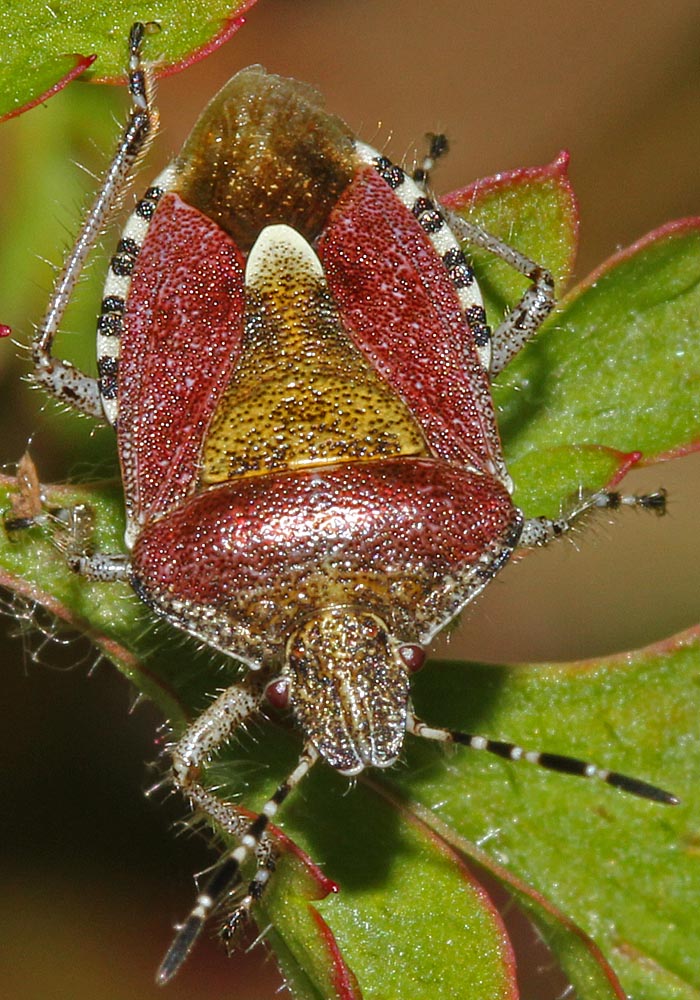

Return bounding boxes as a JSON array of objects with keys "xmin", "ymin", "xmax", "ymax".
[{"xmin": 267, "ymin": 608, "xmax": 425, "ymax": 775}]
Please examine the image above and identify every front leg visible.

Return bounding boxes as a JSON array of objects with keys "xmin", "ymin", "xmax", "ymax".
[
  {"xmin": 446, "ymin": 210, "xmax": 556, "ymax": 377},
  {"xmin": 32, "ymin": 23, "xmax": 157, "ymax": 419},
  {"xmin": 4, "ymin": 459, "xmax": 130, "ymax": 582},
  {"xmin": 160, "ymin": 687, "xmax": 318, "ymax": 985}
]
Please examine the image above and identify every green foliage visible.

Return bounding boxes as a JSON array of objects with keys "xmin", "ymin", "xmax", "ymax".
[
  {"xmin": 0, "ymin": 0, "xmax": 258, "ymax": 119},
  {"xmin": 448, "ymin": 159, "xmax": 700, "ymax": 517}
]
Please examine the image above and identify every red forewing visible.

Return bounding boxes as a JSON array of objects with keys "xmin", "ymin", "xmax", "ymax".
[
  {"xmin": 119, "ymin": 193, "xmax": 246, "ymax": 525},
  {"xmin": 319, "ymin": 167, "xmax": 505, "ymax": 479}
]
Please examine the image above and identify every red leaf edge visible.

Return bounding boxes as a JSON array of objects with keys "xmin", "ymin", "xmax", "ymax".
[
  {"xmin": 260, "ymin": 824, "xmax": 339, "ymax": 900},
  {"xmin": 0, "ymin": 53, "xmax": 97, "ymax": 124},
  {"xmin": 604, "ymin": 448, "xmax": 642, "ymax": 486},
  {"xmin": 369, "ymin": 777, "xmax": 627, "ymax": 1000},
  {"xmin": 509, "ymin": 620, "xmax": 700, "ymax": 679},
  {"xmin": 92, "ymin": 2, "xmax": 261, "ymax": 85},
  {"xmin": 569, "ymin": 215, "xmax": 700, "ymax": 293},
  {"xmin": 308, "ymin": 906, "xmax": 364, "ymax": 1000},
  {"xmin": 645, "ymin": 437, "xmax": 700, "ymax": 464},
  {"xmin": 443, "ymin": 150, "xmax": 571, "ymax": 207},
  {"xmin": 441, "ymin": 151, "xmax": 580, "ymax": 279}
]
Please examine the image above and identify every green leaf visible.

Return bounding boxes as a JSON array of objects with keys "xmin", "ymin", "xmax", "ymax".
[
  {"xmin": 403, "ymin": 633, "xmax": 700, "ymax": 1000},
  {"xmin": 443, "ymin": 151, "xmax": 580, "ymax": 320},
  {"xmin": 496, "ymin": 220, "xmax": 700, "ymax": 500},
  {"xmin": 449, "ymin": 161, "xmax": 700, "ymax": 516},
  {"xmin": 0, "ymin": 0, "xmax": 260, "ymax": 120}
]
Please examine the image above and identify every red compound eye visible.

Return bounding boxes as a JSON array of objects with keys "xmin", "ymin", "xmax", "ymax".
[
  {"xmin": 399, "ymin": 644, "xmax": 426, "ymax": 673},
  {"xmin": 265, "ymin": 677, "xmax": 290, "ymax": 710}
]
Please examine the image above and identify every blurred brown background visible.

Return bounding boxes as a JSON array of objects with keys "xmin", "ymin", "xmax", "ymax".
[{"xmin": 1, "ymin": 1, "xmax": 699, "ymax": 997}]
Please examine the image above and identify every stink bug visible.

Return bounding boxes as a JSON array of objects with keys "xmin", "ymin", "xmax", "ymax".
[{"xmin": 23, "ymin": 23, "xmax": 676, "ymax": 983}]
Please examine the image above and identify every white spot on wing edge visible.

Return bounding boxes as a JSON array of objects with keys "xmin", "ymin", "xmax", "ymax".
[{"xmin": 101, "ymin": 396, "xmax": 119, "ymax": 425}]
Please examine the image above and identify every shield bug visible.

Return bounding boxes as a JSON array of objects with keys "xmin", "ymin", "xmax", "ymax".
[{"xmin": 22, "ymin": 23, "xmax": 676, "ymax": 983}]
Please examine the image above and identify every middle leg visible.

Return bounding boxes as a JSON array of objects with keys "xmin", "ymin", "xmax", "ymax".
[{"xmin": 518, "ymin": 486, "xmax": 667, "ymax": 550}]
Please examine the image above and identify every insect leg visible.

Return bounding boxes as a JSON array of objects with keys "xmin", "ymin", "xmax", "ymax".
[
  {"xmin": 169, "ymin": 678, "xmax": 267, "ymax": 819},
  {"xmin": 160, "ymin": 723, "xmax": 318, "ymax": 984},
  {"xmin": 412, "ymin": 132, "xmax": 449, "ymax": 187},
  {"xmin": 518, "ymin": 487, "xmax": 667, "ymax": 550},
  {"xmin": 32, "ymin": 22, "xmax": 157, "ymax": 418},
  {"xmin": 407, "ymin": 712, "xmax": 677, "ymax": 804},
  {"xmin": 445, "ymin": 211, "xmax": 556, "ymax": 377},
  {"xmin": 192, "ymin": 792, "xmax": 278, "ymax": 952},
  {"xmin": 4, "ymin": 459, "xmax": 130, "ymax": 581},
  {"xmin": 42, "ymin": 501, "xmax": 128, "ymax": 580},
  {"xmin": 185, "ymin": 774, "xmax": 279, "ymax": 951}
]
